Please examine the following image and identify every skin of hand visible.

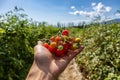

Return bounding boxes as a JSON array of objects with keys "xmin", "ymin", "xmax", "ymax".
[{"xmin": 26, "ymin": 41, "xmax": 84, "ymax": 80}]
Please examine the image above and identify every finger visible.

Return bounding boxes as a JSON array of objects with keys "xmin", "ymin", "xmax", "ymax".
[
  {"xmin": 66, "ymin": 46, "xmax": 84, "ymax": 61},
  {"xmin": 70, "ymin": 45, "xmax": 84, "ymax": 59},
  {"xmin": 37, "ymin": 41, "xmax": 43, "ymax": 45},
  {"xmin": 34, "ymin": 41, "xmax": 43, "ymax": 51},
  {"xmin": 33, "ymin": 41, "xmax": 43, "ymax": 55}
]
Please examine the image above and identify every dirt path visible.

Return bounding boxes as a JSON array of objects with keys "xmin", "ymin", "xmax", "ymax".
[{"xmin": 58, "ymin": 59, "xmax": 85, "ymax": 80}]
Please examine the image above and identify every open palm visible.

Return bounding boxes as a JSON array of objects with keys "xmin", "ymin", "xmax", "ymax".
[
  {"xmin": 34, "ymin": 41, "xmax": 84, "ymax": 78},
  {"xmin": 26, "ymin": 41, "xmax": 84, "ymax": 80}
]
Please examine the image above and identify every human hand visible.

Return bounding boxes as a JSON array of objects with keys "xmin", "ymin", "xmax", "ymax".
[{"xmin": 26, "ymin": 41, "xmax": 84, "ymax": 80}]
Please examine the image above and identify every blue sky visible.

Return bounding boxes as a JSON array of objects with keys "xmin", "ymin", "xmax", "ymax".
[{"xmin": 0, "ymin": 0, "xmax": 120, "ymax": 24}]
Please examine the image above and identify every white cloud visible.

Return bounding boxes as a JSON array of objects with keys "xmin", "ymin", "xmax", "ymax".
[
  {"xmin": 105, "ymin": 7, "xmax": 111, "ymax": 12},
  {"xmin": 69, "ymin": 2, "xmax": 112, "ymax": 18},
  {"xmin": 93, "ymin": 2, "xmax": 104, "ymax": 12},
  {"xmin": 71, "ymin": 6, "xmax": 76, "ymax": 10},
  {"xmin": 91, "ymin": 2, "xmax": 96, "ymax": 6},
  {"xmin": 71, "ymin": 6, "xmax": 75, "ymax": 9},
  {"xmin": 92, "ymin": 2, "xmax": 111, "ymax": 13},
  {"xmin": 115, "ymin": 13, "xmax": 120, "ymax": 17}
]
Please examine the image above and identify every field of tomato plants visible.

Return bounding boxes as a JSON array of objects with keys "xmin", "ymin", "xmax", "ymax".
[
  {"xmin": 75, "ymin": 23, "xmax": 120, "ymax": 80},
  {"xmin": 0, "ymin": 8, "xmax": 120, "ymax": 80}
]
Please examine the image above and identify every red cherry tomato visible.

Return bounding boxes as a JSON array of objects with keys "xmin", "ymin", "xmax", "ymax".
[
  {"xmin": 55, "ymin": 36, "xmax": 61, "ymax": 42},
  {"xmin": 62, "ymin": 30, "xmax": 69, "ymax": 36},
  {"xmin": 50, "ymin": 36, "xmax": 55, "ymax": 42},
  {"xmin": 43, "ymin": 43, "xmax": 49, "ymax": 48}
]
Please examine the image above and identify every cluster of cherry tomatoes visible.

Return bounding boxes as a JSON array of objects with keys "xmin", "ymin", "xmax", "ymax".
[{"xmin": 43, "ymin": 30, "xmax": 81, "ymax": 57}]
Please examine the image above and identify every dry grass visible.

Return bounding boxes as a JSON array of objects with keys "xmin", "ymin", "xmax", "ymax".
[{"xmin": 59, "ymin": 59, "xmax": 86, "ymax": 80}]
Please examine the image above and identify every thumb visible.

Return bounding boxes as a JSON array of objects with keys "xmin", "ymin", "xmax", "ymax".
[{"xmin": 37, "ymin": 41, "xmax": 43, "ymax": 45}]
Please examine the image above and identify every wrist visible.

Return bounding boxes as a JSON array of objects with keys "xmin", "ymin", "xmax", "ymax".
[
  {"xmin": 26, "ymin": 61, "xmax": 58, "ymax": 80},
  {"xmin": 41, "ymin": 71, "xmax": 57, "ymax": 80}
]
